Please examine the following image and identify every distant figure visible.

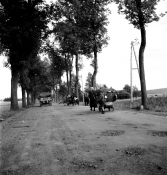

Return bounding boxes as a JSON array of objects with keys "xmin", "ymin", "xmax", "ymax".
[
  {"xmin": 113, "ymin": 92, "xmax": 117, "ymax": 102},
  {"xmin": 97, "ymin": 90, "xmax": 105, "ymax": 114},
  {"xmin": 84, "ymin": 92, "xmax": 89, "ymax": 106},
  {"xmin": 71, "ymin": 93, "xmax": 75, "ymax": 105},
  {"xmin": 88, "ymin": 87, "xmax": 97, "ymax": 111},
  {"xmin": 74, "ymin": 96, "xmax": 79, "ymax": 105}
]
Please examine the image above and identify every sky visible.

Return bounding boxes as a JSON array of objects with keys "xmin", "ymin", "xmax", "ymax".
[{"xmin": 0, "ymin": 1, "xmax": 167, "ymax": 99}]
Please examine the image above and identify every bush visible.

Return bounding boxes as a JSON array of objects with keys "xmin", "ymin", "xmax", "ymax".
[
  {"xmin": 133, "ymin": 90, "xmax": 141, "ymax": 98},
  {"xmin": 3, "ymin": 97, "xmax": 22, "ymax": 101},
  {"xmin": 3, "ymin": 97, "xmax": 11, "ymax": 101},
  {"xmin": 117, "ymin": 90, "xmax": 130, "ymax": 99}
]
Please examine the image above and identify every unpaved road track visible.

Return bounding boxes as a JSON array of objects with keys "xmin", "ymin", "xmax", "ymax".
[{"xmin": 1, "ymin": 103, "xmax": 167, "ymax": 175}]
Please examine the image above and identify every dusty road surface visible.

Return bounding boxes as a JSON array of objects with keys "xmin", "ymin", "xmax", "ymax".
[{"xmin": 1, "ymin": 103, "xmax": 167, "ymax": 175}]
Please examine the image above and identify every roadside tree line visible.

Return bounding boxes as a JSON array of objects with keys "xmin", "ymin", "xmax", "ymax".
[{"xmin": 0, "ymin": 0, "xmax": 166, "ymax": 110}]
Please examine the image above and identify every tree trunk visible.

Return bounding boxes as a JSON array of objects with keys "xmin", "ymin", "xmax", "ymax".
[
  {"xmin": 92, "ymin": 46, "xmax": 98, "ymax": 89},
  {"xmin": 139, "ymin": 25, "xmax": 147, "ymax": 109},
  {"xmin": 75, "ymin": 53, "xmax": 79, "ymax": 98},
  {"xmin": 56, "ymin": 86, "xmax": 58, "ymax": 103},
  {"xmin": 54, "ymin": 89, "xmax": 56, "ymax": 102},
  {"xmin": 22, "ymin": 86, "xmax": 27, "ymax": 108},
  {"xmin": 69, "ymin": 55, "xmax": 73, "ymax": 95},
  {"xmin": 66, "ymin": 69, "xmax": 69, "ymax": 94},
  {"xmin": 69, "ymin": 70, "xmax": 72, "ymax": 95},
  {"xmin": 52, "ymin": 78, "xmax": 56, "ymax": 102},
  {"xmin": 31, "ymin": 91, "xmax": 35, "ymax": 106},
  {"xmin": 10, "ymin": 68, "xmax": 19, "ymax": 110},
  {"xmin": 27, "ymin": 90, "xmax": 31, "ymax": 107}
]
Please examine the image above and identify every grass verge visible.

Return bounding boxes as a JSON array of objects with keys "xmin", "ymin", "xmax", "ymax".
[{"xmin": 114, "ymin": 96, "xmax": 167, "ymax": 116}]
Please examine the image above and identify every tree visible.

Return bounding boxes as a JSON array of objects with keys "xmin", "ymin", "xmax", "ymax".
[
  {"xmin": 46, "ymin": 44, "xmax": 67, "ymax": 102},
  {"xmin": 108, "ymin": 86, "xmax": 116, "ymax": 92},
  {"xmin": 78, "ymin": 0, "xmax": 111, "ymax": 88},
  {"xmin": 96, "ymin": 83, "xmax": 108, "ymax": 89},
  {"xmin": 85, "ymin": 72, "xmax": 93, "ymax": 89},
  {"xmin": 58, "ymin": 84, "xmax": 68, "ymax": 101},
  {"xmin": 133, "ymin": 85, "xmax": 141, "ymax": 98},
  {"xmin": 123, "ymin": 84, "xmax": 131, "ymax": 94},
  {"xmin": 123, "ymin": 84, "xmax": 140, "ymax": 98},
  {"xmin": 0, "ymin": 0, "xmax": 49, "ymax": 110},
  {"xmin": 117, "ymin": 90, "xmax": 130, "ymax": 99},
  {"xmin": 52, "ymin": 4, "xmax": 81, "ymax": 98},
  {"xmin": 52, "ymin": 0, "xmax": 111, "ymax": 96},
  {"xmin": 19, "ymin": 57, "xmax": 52, "ymax": 106},
  {"xmin": 114, "ymin": 0, "xmax": 166, "ymax": 109},
  {"xmin": 51, "ymin": 20, "xmax": 76, "ymax": 95}
]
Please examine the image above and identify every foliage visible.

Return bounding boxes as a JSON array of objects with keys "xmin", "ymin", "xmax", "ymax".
[
  {"xmin": 79, "ymin": 0, "xmax": 111, "ymax": 87},
  {"xmin": 0, "ymin": 0, "xmax": 49, "ymax": 68},
  {"xmin": 96, "ymin": 84, "xmax": 108, "ymax": 89},
  {"xmin": 3, "ymin": 97, "xmax": 22, "ymax": 101},
  {"xmin": 114, "ymin": 0, "xmax": 161, "ymax": 29},
  {"xmin": 133, "ymin": 85, "xmax": 141, "ymax": 98},
  {"xmin": 23, "ymin": 57, "xmax": 52, "ymax": 92},
  {"xmin": 46, "ymin": 44, "xmax": 66, "ymax": 79},
  {"xmin": 3, "ymin": 97, "xmax": 11, "ymax": 102},
  {"xmin": 123, "ymin": 84, "xmax": 141, "ymax": 98},
  {"xmin": 117, "ymin": 90, "xmax": 130, "ymax": 99},
  {"xmin": 53, "ymin": 21, "xmax": 78, "ymax": 56},
  {"xmin": 70, "ymin": 73, "xmax": 81, "ymax": 94},
  {"xmin": 147, "ymin": 96, "xmax": 167, "ymax": 112},
  {"xmin": 52, "ymin": 0, "xmax": 111, "ymax": 89},
  {"xmin": 123, "ymin": 84, "xmax": 131, "ymax": 94},
  {"xmin": 76, "ymin": 0, "xmax": 111, "ymax": 54},
  {"xmin": 108, "ymin": 86, "xmax": 116, "ymax": 92},
  {"xmin": 58, "ymin": 84, "xmax": 68, "ymax": 98},
  {"xmin": 0, "ymin": 0, "xmax": 51, "ymax": 110}
]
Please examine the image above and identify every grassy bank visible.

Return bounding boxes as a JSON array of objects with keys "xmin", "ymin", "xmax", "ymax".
[
  {"xmin": 114, "ymin": 96, "xmax": 167, "ymax": 112},
  {"xmin": 0, "ymin": 101, "xmax": 23, "ymax": 120}
]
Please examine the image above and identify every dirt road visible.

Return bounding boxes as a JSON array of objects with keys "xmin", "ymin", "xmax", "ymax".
[{"xmin": 1, "ymin": 103, "xmax": 167, "ymax": 175}]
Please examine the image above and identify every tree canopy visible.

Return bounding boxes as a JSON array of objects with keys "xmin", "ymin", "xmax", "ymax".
[{"xmin": 0, "ymin": 0, "xmax": 50, "ymax": 110}]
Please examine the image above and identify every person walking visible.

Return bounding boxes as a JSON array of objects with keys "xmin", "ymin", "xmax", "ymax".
[
  {"xmin": 88, "ymin": 87, "xmax": 97, "ymax": 111},
  {"xmin": 84, "ymin": 92, "xmax": 89, "ymax": 106},
  {"xmin": 97, "ymin": 90, "xmax": 105, "ymax": 114}
]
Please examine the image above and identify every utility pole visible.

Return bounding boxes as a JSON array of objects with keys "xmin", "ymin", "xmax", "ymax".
[
  {"xmin": 130, "ymin": 42, "xmax": 133, "ymax": 105},
  {"xmin": 132, "ymin": 42, "xmax": 140, "ymax": 78},
  {"xmin": 130, "ymin": 39, "xmax": 140, "ymax": 108}
]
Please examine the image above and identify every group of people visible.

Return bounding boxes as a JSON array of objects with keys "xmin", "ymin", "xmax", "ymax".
[
  {"xmin": 65, "ymin": 93, "xmax": 79, "ymax": 106},
  {"xmin": 85, "ymin": 87, "xmax": 117, "ymax": 114},
  {"xmin": 63, "ymin": 87, "xmax": 117, "ymax": 114}
]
